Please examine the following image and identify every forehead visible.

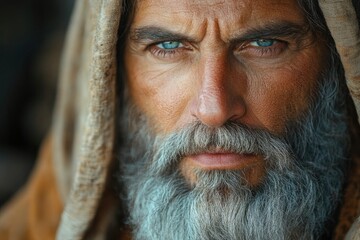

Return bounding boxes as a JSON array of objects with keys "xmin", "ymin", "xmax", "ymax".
[{"xmin": 132, "ymin": 0, "xmax": 306, "ymax": 36}]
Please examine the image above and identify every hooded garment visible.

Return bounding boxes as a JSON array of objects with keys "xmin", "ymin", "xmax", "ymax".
[{"xmin": 0, "ymin": 0, "xmax": 359, "ymax": 239}]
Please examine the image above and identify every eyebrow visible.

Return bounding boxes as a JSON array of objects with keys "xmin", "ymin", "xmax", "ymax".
[
  {"xmin": 130, "ymin": 26, "xmax": 197, "ymax": 43},
  {"xmin": 229, "ymin": 21, "xmax": 310, "ymax": 45},
  {"xmin": 129, "ymin": 21, "xmax": 309, "ymax": 44}
]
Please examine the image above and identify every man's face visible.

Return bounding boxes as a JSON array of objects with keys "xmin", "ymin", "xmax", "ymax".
[
  {"xmin": 124, "ymin": 0, "xmax": 325, "ymax": 186},
  {"xmin": 120, "ymin": 1, "xmax": 349, "ymax": 239}
]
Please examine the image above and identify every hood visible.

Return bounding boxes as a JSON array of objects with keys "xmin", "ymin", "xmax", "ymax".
[
  {"xmin": 51, "ymin": 0, "xmax": 360, "ymax": 239},
  {"xmin": 52, "ymin": 0, "xmax": 119, "ymax": 238}
]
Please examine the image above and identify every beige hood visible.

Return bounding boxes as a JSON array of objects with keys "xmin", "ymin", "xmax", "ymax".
[{"xmin": 52, "ymin": 0, "xmax": 120, "ymax": 238}]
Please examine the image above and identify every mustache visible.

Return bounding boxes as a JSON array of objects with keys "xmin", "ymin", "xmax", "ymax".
[{"xmin": 148, "ymin": 121, "xmax": 293, "ymax": 176}]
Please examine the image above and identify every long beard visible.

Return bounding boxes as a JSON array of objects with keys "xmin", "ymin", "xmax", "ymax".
[{"xmin": 117, "ymin": 66, "xmax": 349, "ymax": 240}]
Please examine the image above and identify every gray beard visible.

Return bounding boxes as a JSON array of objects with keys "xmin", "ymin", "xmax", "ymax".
[{"xmin": 117, "ymin": 65, "xmax": 349, "ymax": 240}]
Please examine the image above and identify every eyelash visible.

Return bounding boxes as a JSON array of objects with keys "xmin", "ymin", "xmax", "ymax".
[
  {"xmin": 149, "ymin": 47, "xmax": 181, "ymax": 58},
  {"xmin": 240, "ymin": 39, "xmax": 288, "ymax": 57},
  {"xmin": 148, "ymin": 41, "xmax": 188, "ymax": 59}
]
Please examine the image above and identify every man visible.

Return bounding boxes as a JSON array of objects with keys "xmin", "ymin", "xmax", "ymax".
[{"xmin": 0, "ymin": 0, "xmax": 359, "ymax": 239}]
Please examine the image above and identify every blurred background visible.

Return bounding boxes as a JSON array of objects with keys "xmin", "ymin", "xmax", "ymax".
[{"xmin": 0, "ymin": 0, "xmax": 74, "ymax": 207}]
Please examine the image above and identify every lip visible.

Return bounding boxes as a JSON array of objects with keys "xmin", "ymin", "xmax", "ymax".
[{"xmin": 188, "ymin": 152, "xmax": 260, "ymax": 170}]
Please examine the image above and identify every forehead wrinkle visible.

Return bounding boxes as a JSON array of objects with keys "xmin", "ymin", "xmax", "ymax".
[
  {"xmin": 184, "ymin": 0, "xmax": 251, "ymax": 27},
  {"xmin": 132, "ymin": 0, "xmax": 308, "ymax": 45},
  {"xmin": 132, "ymin": 5, "xmax": 241, "ymax": 45},
  {"xmin": 132, "ymin": 3, "xmax": 209, "ymax": 42},
  {"xmin": 137, "ymin": 0, "xmax": 250, "ymax": 23}
]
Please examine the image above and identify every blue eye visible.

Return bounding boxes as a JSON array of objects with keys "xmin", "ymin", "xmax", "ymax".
[
  {"xmin": 250, "ymin": 39, "xmax": 275, "ymax": 47},
  {"xmin": 157, "ymin": 41, "xmax": 182, "ymax": 49}
]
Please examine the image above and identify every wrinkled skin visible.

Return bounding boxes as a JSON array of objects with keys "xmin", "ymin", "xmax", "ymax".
[{"xmin": 124, "ymin": 0, "xmax": 327, "ymax": 186}]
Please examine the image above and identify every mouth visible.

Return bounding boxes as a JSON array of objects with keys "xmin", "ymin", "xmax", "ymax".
[{"xmin": 187, "ymin": 148, "xmax": 262, "ymax": 171}]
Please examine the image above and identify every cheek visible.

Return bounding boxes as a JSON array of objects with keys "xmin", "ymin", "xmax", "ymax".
[
  {"xmin": 125, "ymin": 55, "xmax": 193, "ymax": 133},
  {"xmin": 244, "ymin": 54, "xmax": 321, "ymax": 134}
]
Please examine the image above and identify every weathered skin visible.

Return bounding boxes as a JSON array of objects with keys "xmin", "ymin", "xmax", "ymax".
[{"xmin": 124, "ymin": 0, "xmax": 327, "ymax": 186}]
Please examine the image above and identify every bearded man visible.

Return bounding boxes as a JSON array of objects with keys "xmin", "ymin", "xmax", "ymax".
[{"xmin": 0, "ymin": 0, "xmax": 359, "ymax": 239}]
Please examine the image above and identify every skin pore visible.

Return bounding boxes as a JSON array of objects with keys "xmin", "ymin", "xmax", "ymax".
[{"xmin": 123, "ymin": 0, "xmax": 326, "ymax": 186}]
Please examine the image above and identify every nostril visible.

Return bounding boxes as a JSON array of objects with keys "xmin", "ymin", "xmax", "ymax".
[{"xmin": 191, "ymin": 91, "xmax": 246, "ymax": 128}]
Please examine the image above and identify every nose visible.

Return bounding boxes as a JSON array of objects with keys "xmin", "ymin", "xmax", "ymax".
[{"xmin": 191, "ymin": 53, "xmax": 246, "ymax": 128}]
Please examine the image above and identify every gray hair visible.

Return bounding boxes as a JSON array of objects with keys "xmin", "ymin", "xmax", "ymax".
[{"xmin": 117, "ymin": 57, "xmax": 349, "ymax": 239}]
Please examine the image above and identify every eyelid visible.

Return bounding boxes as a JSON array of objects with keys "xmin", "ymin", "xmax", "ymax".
[
  {"xmin": 155, "ymin": 41, "xmax": 184, "ymax": 49},
  {"xmin": 239, "ymin": 37, "xmax": 282, "ymax": 47},
  {"xmin": 147, "ymin": 40, "xmax": 192, "ymax": 60},
  {"xmin": 235, "ymin": 38, "xmax": 288, "ymax": 58},
  {"xmin": 249, "ymin": 39, "xmax": 277, "ymax": 47},
  {"xmin": 151, "ymin": 38, "xmax": 196, "ymax": 51},
  {"xmin": 245, "ymin": 37, "xmax": 287, "ymax": 47}
]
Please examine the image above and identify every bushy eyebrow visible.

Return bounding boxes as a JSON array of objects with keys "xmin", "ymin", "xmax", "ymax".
[
  {"xmin": 229, "ymin": 21, "xmax": 310, "ymax": 45},
  {"xmin": 130, "ymin": 26, "xmax": 197, "ymax": 43},
  {"xmin": 129, "ymin": 21, "xmax": 309, "ymax": 44}
]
